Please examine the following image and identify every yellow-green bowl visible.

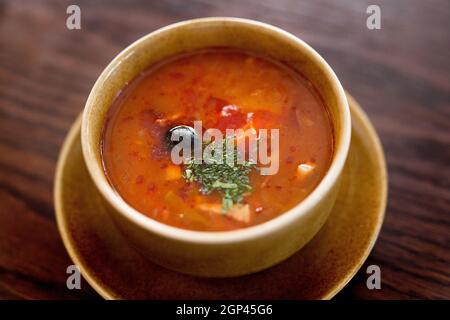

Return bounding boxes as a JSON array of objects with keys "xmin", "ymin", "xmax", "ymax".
[{"xmin": 81, "ymin": 17, "xmax": 351, "ymax": 277}]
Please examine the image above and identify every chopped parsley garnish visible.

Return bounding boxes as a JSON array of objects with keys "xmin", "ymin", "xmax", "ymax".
[{"xmin": 183, "ymin": 140, "xmax": 256, "ymax": 213}]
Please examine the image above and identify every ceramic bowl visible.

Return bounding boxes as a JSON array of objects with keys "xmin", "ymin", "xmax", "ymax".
[{"xmin": 81, "ymin": 17, "xmax": 351, "ymax": 277}]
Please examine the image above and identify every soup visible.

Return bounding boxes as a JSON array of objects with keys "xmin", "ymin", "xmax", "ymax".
[{"xmin": 102, "ymin": 48, "xmax": 333, "ymax": 231}]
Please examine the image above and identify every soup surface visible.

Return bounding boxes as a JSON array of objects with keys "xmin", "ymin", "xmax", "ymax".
[{"xmin": 102, "ymin": 49, "xmax": 333, "ymax": 231}]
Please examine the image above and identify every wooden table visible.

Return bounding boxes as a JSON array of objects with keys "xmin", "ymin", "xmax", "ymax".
[{"xmin": 0, "ymin": 0, "xmax": 448, "ymax": 300}]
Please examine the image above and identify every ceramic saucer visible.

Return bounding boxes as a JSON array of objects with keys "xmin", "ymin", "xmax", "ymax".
[{"xmin": 54, "ymin": 93, "xmax": 387, "ymax": 299}]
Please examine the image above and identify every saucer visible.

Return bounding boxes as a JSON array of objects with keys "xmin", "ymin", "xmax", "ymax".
[{"xmin": 54, "ymin": 93, "xmax": 387, "ymax": 299}]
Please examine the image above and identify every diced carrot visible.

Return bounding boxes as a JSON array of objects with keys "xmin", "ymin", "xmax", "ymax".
[{"xmin": 165, "ymin": 165, "xmax": 182, "ymax": 180}]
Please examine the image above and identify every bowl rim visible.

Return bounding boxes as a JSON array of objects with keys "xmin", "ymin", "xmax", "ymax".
[{"xmin": 81, "ymin": 17, "xmax": 351, "ymax": 244}]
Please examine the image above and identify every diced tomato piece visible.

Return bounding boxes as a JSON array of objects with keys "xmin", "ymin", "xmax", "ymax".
[{"xmin": 214, "ymin": 104, "xmax": 248, "ymax": 132}]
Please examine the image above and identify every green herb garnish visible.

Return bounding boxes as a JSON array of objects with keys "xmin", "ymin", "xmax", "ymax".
[{"xmin": 183, "ymin": 139, "xmax": 256, "ymax": 213}]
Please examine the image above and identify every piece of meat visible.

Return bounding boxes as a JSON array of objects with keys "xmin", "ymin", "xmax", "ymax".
[{"xmin": 197, "ymin": 202, "xmax": 251, "ymax": 224}]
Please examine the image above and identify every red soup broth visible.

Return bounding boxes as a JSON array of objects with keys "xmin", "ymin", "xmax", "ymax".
[{"xmin": 102, "ymin": 48, "xmax": 334, "ymax": 232}]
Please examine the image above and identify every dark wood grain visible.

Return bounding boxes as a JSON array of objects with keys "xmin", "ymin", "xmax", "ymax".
[{"xmin": 0, "ymin": 0, "xmax": 448, "ymax": 300}]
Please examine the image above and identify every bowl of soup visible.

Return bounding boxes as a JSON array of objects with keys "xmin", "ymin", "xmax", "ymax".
[{"xmin": 82, "ymin": 17, "xmax": 351, "ymax": 277}]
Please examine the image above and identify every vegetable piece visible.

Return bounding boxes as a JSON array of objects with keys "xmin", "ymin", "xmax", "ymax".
[
  {"xmin": 197, "ymin": 202, "xmax": 251, "ymax": 224},
  {"xmin": 227, "ymin": 204, "xmax": 250, "ymax": 223},
  {"xmin": 165, "ymin": 191, "xmax": 208, "ymax": 225},
  {"xmin": 197, "ymin": 202, "xmax": 222, "ymax": 214},
  {"xmin": 166, "ymin": 165, "xmax": 182, "ymax": 180}
]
